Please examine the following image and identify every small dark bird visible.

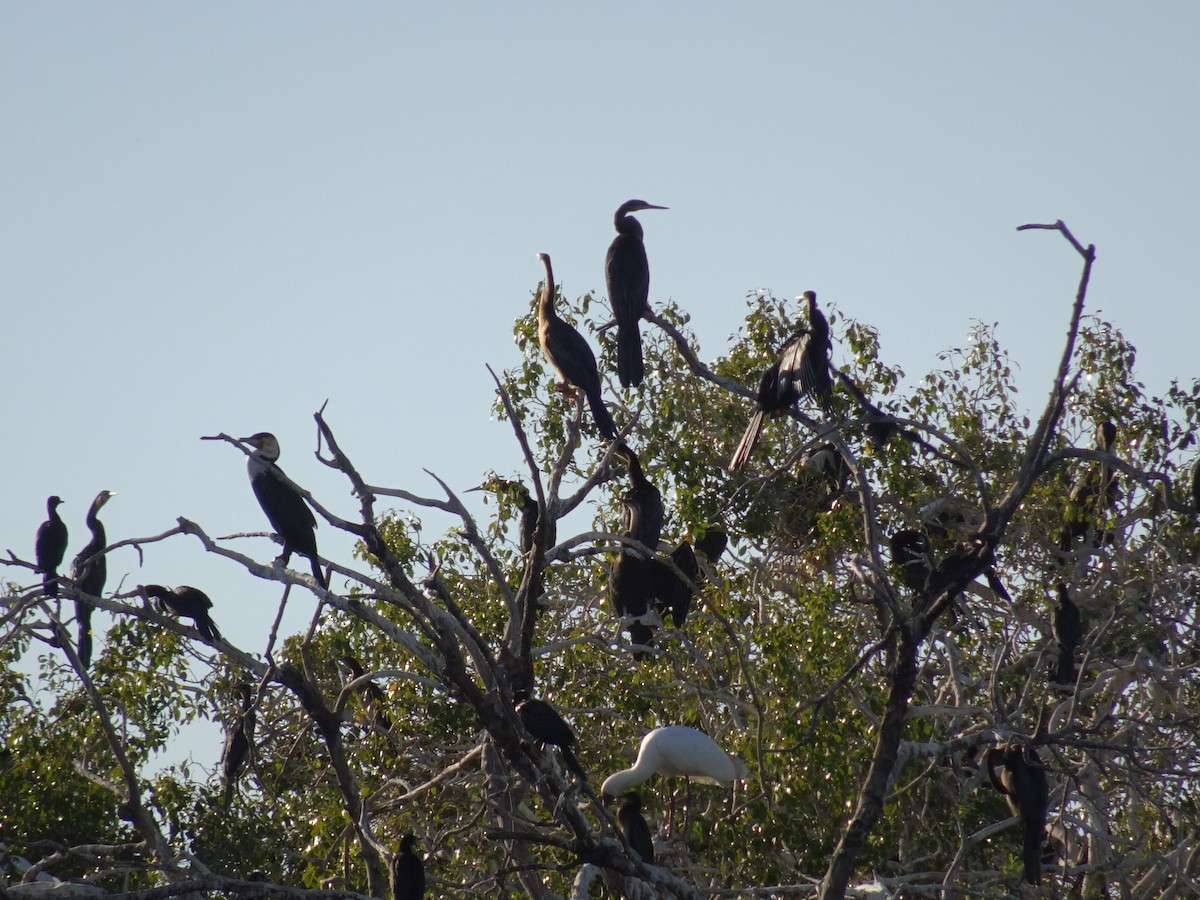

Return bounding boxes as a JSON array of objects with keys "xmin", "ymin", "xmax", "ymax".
[
  {"xmin": 1192, "ymin": 458, "xmax": 1200, "ymax": 512},
  {"xmin": 654, "ymin": 540, "xmax": 699, "ymax": 629},
  {"xmin": 470, "ymin": 476, "xmax": 540, "ymax": 555},
  {"xmin": 337, "ymin": 654, "xmax": 393, "ymax": 733},
  {"xmin": 889, "ymin": 529, "xmax": 932, "ymax": 593},
  {"xmin": 516, "ymin": 694, "xmax": 586, "ymax": 780},
  {"xmin": 392, "ymin": 834, "xmax": 425, "ymax": 900},
  {"xmin": 611, "ymin": 444, "xmax": 665, "ymax": 657},
  {"xmin": 535, "ymin": 252, "xmax": 618, "ymax": 440},
  {"xmin": 221, "ymin": 683, "xmax": 256, "ymax": 808},
  {"xmin": 729, "ymin": 291, "xmax": 833, "ymax": 471},
  {"xmin": 986, "ymin": 744, "xmax": 1049, "ymax": 885},
  {"xmin": 605, "ymin": 199, "xmax": 667, "ymax": 389},
  {"xmin": 239, "ymin": 432, "xmax": 328, "ymax": 590},
  {"xmin": 35, "ymin": 496, "xmax": 68, "ymax": 597},
  {"xmin": 70, "ymin": 490, "xmax": 116, "ymax": 668},
  {"xmin": 616, "ymin": 444, "xmax": 664, "ymax": 549},
  {"xmin": 617, "ymin": 792, "xmax": 655, "ymax": 864},
  {"xmin": 142, "ymin": 584, "xmax": 222, "ymax": 643},
  {"xmin": 694, "ymin": 525, "xmax": 729, "ymax": 568},
  {"xmin": 1059, "ymin": 420, "xmax": 1121, "ymax": 551},
  {"xmin": 1049, "ymin": 582, "xmax": 1082, "ymax": 686}
]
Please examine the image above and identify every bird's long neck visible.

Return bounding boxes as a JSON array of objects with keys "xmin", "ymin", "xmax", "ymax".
[
  {"xmin": 615, "ymin": 211, "xmax": 644, "ymax": 241},
  {"xmin": 84, "ymin": 505, "xmax": 106, "ymax": 553},
  {"xmin": 538, "ymin": 257, "xmax": 558, "ymax": 323}
]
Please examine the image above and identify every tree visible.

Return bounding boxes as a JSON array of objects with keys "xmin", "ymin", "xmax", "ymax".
[{"xmin": 3, "ymin": 221, "xmax": 1199, "ymax": 898}]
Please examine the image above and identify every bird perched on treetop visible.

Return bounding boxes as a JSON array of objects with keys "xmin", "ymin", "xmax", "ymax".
[
  {"xmin": 35, "ymin": 495, "xmax": 68, "ymax": 598},
  {"xmin": 605, "ymin": 199, "xmax": 667, "ymax": 389},
  {"xmin": 728, "ymin": 291, "xmax": 834, "ymax": 471},
  {"xmin": 535, "ymin": 252, "xmax": 618, "ymax": 440},
  {"xmin": 986, "ymin": 743, "xmax": 1049, "ymax": 885},
  {"xmin": 141, "ymin": 584, "xmax": 222, "ymax": 643},
  {"xmin": 515, "ymin": 692, "xmax": 587, "ymax": 780},
  {"xmin": 70, "ymin": 490, "xmax": 116, "ymax": 669},
  {"xmin": 239, "ymin": 432, "xmax": 328, "ymax": 590}
]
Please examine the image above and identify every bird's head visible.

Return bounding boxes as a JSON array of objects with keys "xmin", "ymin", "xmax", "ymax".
[
  {"xmin": 47, "ymin": 495, "xmax": 64, "ymax": 511},
  {"xmin": 617, "ymin": 199, "xmax": 668, "ymax": 216},
  {"xmin": 92, "ymin": 490, "xmax": 117, "ymax": 512},
  {"xmin": 336, "ymin": 655, "xmax": 364, "ymax": 679},
  {"xmin": 139, "ymin": 584, "xmax": 169, "ymax": 607},
  {"xmin": 1097, "ymin": 420, "xmax": 1117, "ymax": 450},
  {"xmin": 239, "ymin": 432, "xmax": 281, "ymax": 462},
  {"xmin": 399, "ymin": 833, "xmax": 419, "ymax": 854}
]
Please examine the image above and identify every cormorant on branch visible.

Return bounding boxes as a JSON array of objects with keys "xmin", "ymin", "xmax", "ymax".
[
  {"xmin": 1058, "ymin": 420, "xmax": 1121, "ymax": 551},
  {"xmin": 610, "ymin": 444, "xmax": 665, "ymax": 657},
  {"xmin": 1049, "ymin": 582, "xmax": 1082, "ymax": 687},
  {"xmin": 605, "ymin": 199, "xmax": 667, "ymax": 389},
  {"xmin": 729, "ymin": 291, "xmax": 833, "ymax": 471},
  {"xmin": 70, "ymin": 490, "xmax": 116, "ymax": 669},
  {"xmin": 515, "ymin": 693, "xmax": 587, "ymax": 780},
  {"xmin": 535, "ymin": 252, "xmax": 618, "ymax": 440},
  {"xmin": 35, "ymin": 495, "xmax": 68, "ymax": 598},
  {"xmin": 617, "ymin": 792, "xmax": 655, "ymax": 864},
  {"xmin": 392, "ymin": 834, "xmax": 426, "ymax": 900},
  {"xmin": 221, "ymin": 683, "xmax": 256, "ymax": 809},
  {"xmin": 889, "ymin": 528, "xmax": 932, "ymax": 593},
  {"xmin": 239, "ymin": 432, "xmax": 328, "ymax": 590},
  {"xmin": 986, "ymin": 744, "xmax": 1049, "ymax": 885},
  {"xmin": 142, "ymin": 584, "xmax": 222, "ymax": 643}
]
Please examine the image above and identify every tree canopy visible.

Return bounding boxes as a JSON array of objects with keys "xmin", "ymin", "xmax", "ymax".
[{"xmin": 4, "ymin": 221, "xmax": 1200, "ymax": 899}]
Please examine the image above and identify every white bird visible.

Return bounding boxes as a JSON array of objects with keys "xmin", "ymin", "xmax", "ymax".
[{"xmin": 601, "ymin": 725, "xmax": 747, "ymax": 796}]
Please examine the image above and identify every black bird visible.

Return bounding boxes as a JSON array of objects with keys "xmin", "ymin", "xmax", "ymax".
[
  {"xmin": 611, "ymin": 444, "xmax": 665, "ymax": 656},
  {"xmin": 471, "ymin": 476, "xmax": 540, "ymax": 555},
  {"xmin": 986, "ymin": 744, "xmax": 1049, "ymax": 885},
  {"xmin": 694, "ymin": 525, "xmax": 729, "ymax": 568},
  {"xmin": 1059, "ymin": 420, "xmax": 1121, "ymax": 551},
  {"xmin": 654, "ymin": 540, "xmax": 699, "ymax": 629},
  {"xmin": 889, "ymin": 529, "xmax": 932, "ymax": 593},
  {"xmin": 1192, "ymin": 457, "xmax": 1200, "ymax": 512},
  {"xmin": 392, "ymin": 834, "xmax": 425, "ymax": 900},
  {"xmin": 142, "ymin": 584, "xmax": 222, "ymax": 643},
  {"xmin": 69, "ymin": 490, "xmax": 116, "ymax": 668},
  {"xmin": 1049, "ymin": 582, "xmax": 1082, "ymax": 687},
  {"xmin": 616, "ymin": 444, "xmax": 663, "ymax": 549},
  {"xmin": 35, "ymin": 495, "xmax": 68, "ymax": 597},
  {"xmin": 337, "ymin": 655, "xmax": 393, "ymax": 733},
  {"xmin": 605, "ymin": 199, "xmax": 667, "ymax": 389},
  {"xmin": 516, "ymin": 694, "xmax": 586, "ymax": 780},
  {"xmin": 617, "ymin": 792, "xmax": 655, "ymax": 864},
  {"xmin": 221, "ymin": 683, "xmax": 256, "ymax": 809},
  {"xmin": 536, "ymin": 252, "xmax": 618, "ymax": 440},
  {"xmin": 729, "ymin": 291, "xmax": 833, "ymax": 471},
  {"xmin": 239, "ymin": 432, "xmax": 328, "ymax": 590}
]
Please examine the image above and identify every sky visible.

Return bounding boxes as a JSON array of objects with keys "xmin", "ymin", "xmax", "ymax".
[{"xmin": 3, "ymin": 5, "xmax": 1198, "ymax": 772}]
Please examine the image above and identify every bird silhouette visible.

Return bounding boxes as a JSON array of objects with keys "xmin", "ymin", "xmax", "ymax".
[
  {"xmin": 986, "ymin": 744, "xmax": 1049, "ymax": 885},
  {"xmin": 605, "ymin": 199, "xmax": 667, "ymax": 389},
  {"xmin": 35, "ymin": 495, "xmax": 68, "ymax": 597}
]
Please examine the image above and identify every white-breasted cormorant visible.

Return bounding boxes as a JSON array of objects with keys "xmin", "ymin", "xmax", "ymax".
[
  {"xmin": 221, "ymin": 683, "xmax": 256, "ymax": 808},
  {"xmin": 535, "ymin": 253, "xmax": 618, "ymax": 440},
  {"xmin": 986, "ymin": 743, "xmax": 1049, "ymax": 885},
  {"xmin": 605, "ymin": 199, "xmax": 667, "ymax": 389},
  {"xmin": 516, "ymin": 693, "xmax": 586, "ymax": 780},
  {"xmin": 35, "ymin": 495, "xmax": 68, "ymax": 598},
  {"xmin": 392, "ymin": 833, "xmax": 426, "ymax": 900},
  {"xmin": 239, "ymin": 432, "xmax": 328, "ymax": 590},
  {"xmin": 617, "ymin": 792, "xmax": 655, "ymax": 865},
  {"xmin": 142, "ymin": 584, "xmax": 222, "ymax": 643},
  {"xmin": 728, "ymin": 291, "xmax": 833, "ymax": 471},
  {"xmin": 69, "ymin": 490, "xmax": 116, "ymax": 668}
]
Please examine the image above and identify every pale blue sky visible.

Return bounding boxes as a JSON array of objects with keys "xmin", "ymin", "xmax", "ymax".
[{"xmin": 4, "ymin": 5, "xmax": 1198, "ymax": 768}]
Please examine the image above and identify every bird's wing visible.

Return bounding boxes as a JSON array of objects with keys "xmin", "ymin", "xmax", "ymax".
[{"xmin": 252, "ymin": 469, "xmax": 318, "ymax": 534}]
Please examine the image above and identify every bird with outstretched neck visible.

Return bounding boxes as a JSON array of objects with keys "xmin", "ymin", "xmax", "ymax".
[
  {"xmin": 605, "ymin": 199, "xmax": 667, "ymax": 389},
  {"xmin": 35, "ymin": 495, "xmax": 68, "ymax": 598},
  {"xmin": 69, "ymin": 490, "xmax": 116, "ymax": 669}
]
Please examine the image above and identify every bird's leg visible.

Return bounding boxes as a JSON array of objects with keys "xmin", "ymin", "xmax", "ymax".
[{"xmin": 275, "ymin": 546, "xmax": 294, "ymax": 569}]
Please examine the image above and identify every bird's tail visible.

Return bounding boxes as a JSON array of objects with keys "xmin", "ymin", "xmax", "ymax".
[
  {"xmin": 75, "ymin": 600, "xmax": 93, "ymax": 669},
  {"xmin": 586, "ymin": 387, "xmax": 619, "ymax": 440},
  {"xmin": 198, "ymin": 614, "xmax": 223, "ymax": 644},
  {"xmin": 628, "ymin": 620, "xmax": 657, "ymax": 661},
  {"xmin": 1022, "ymin": 817, "xmax": 1044, "ymax": 885},
  {"xmin": 1054, "ymin": 646, "xmax": 1077, "ymax": 687},
  {"xmin": 728, "ymin": 409, "xmax": 765, "ymax": 471},
  {"xmin": 222, "ymin": 777, "xmax": 235, "ymax": 810},
  {"xmin": 617, "ymin": 322, "xmax": 644, "ymax": 389},
  {"xmin": 43, "ymin": 571, "xmax": 59, "ymax": 597},
  {"xmin": 561, "ymin": 744, "xmax": 587, "ymax": 781},
  {"xmin": 309, "ymin": 555, "xmax": 329, "ymax": 591}
]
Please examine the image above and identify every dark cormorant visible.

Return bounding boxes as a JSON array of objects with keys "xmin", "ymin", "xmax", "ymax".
[
  {"xmin": 616, "ymin": 444, "xmax": 664, "ymax": 549},
  {"xmin": 617, "ymin": 792, "xmax": 655, "ymax": 864},
  {"xmin": 1192, "ymin": 458, "xmax": 1200, "ymax": 512},
  {"xmin": 728, "ymin": 291, "xmax": 833, "ymax": 471},
  {"xmin": 889, "ymin": 529, "xmax": 932, "ymax": 593},
  {"xmin": 535, "ymin": 253, "xmax": 618, "ymax": 440},
  {"xmin": 695, "ymin": 525, "xmax": 729, "ymax": 568},
  {"xmin": 69, "ymin": 490, "xmax": 116, "ymax": 668},
  {"xmin": 1049, "ymin": 582, "xmax": 1082, "ymax": 687},
  {"xmin": 337, "ymin": 654, "xmax": 393, "ymax": 733},
  {"xmin": 654, "ymin": 540, "xmax": 699, "ymax": 629},
  {"xmin": 221, "ymin": 683, "xmax": 256, "ymax": 809},
  {"xmin": 986, "ymin": 744, "xmax": 1049, "ymax": 885},
  {"xmin": 470, "ymin": 476, "xmax": 539, "ymax": 555},
  {"xmin": 35, "ymin": 496, "xmax": 68, "ymax": 597},
  {"xmin": 142, "ymin": 584, "xmax": 222, "ymax": 643},
  {"xmin": 1059, "ymin": 420, "xmax": 1121, "ymax": 551},
  {"xmin": 610, "ymin": 444, "xmax": 665, "ymax": 656},
  {"xmin": 515, "ymin": 694, "xmax": 586, "ymax": 780},
  {"xmin": 392, "ymin": 834, "xmax": 426, "ymax": 900},
  {"xmin": 239, "ymin": 432, "xmax": 328, "ymax": 590},
  {"xmin": 605, "ymin": 199, "xmax": 667, "ymax": 389}
]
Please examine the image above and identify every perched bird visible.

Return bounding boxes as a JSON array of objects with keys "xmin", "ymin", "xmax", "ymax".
[
  {"xmin": 605, "ymin": 199, "xmax": 667, "ymax": 389},
  {"xmin": 392, "ymin": 833, "xmax": 426, "ymax": 900},
  {"xmin": 221, "ymin": 683, "xmax": 256, "ymax": 808},
  {"xmin": 601, "ymin": 725, "xmax": 747, "ymax": 797},
  {"xmin": 611, "ymin": 444, "xmax": 665, "ymax": 656},
  {"xmin": 239, "ymin": 432, "xmax": 328, "ymax": 590},
  {"xmin": 616, "ymin": 444, "xmax": 664, "ymax": 549},
  {"xmin": 516, "ymin": 694, "xmax": 587, "ymax": 780},
  {"xmin": 986, "ymin": 744, "xmax": 1049, "ymax": 885},
  {"xmin": 69, "ymin": 490, "xmax": 116, "ymax": 669},
  {"xmin": 35, "ymin": 496, "xmax": 68, "ymax": 597},
  {"xmin": 653, "ymin": 540, "xmax": 699, "ymax": 629},
  {"xmin": 535, "ymin": 252, "xmax": 618, "ymax": 440},
  {"xmin": 617, "ymin": 792, "xmax": 655, "ymax": 865},
  {"xmin": 1058, "ymin": 420, "xmax": 1121, "ymax": 551},
  {"xmin": 889, "ymin": 529, "xmax": 932, "ymax": 593},
  {"xmin": 694, "ymin": 526, "xmax": 729, "ymax": 569},
  {"xmin": 469, "ymin": 476, "xmax": 540, "ymax": 555},
  {"xmin": 142, "ymin": 584, "xmax": 222, "ymax": 643},
  {"xmin": 1192, "ymin": 458, "xmax": 1200, "ymax": 512},
  {"xmin": 337, "ymin": 654, "xmax": 393, "ymax": 733},
  {"xmin": 728, "ymin": 291, "xmax": 833, "ymax": 471},
  {"xmin": 1049, "ymin": 582, "xmax": 1082, "ymax": 687}
]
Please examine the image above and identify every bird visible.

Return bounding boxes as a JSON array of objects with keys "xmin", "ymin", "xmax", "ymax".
[
  {"xmin": 69, "ymin": 490, "xmax": 116, "ymax": 669},
  {"xmin": 1049, "ymin": 582, "xmax": 1082, "ymax": 687},
  {"xmin": 889, "ymin": 529, "xmax": 932, "ymax": 593},
  {"xmin": 617, "ymin": 792, "xmax": 655, "ymax": 865},
  {"xmin": 221, "ymin": 683, "xmax": 256, "ymax": 808},
  {"xmin": 600, "ymin": 725, "xmax": 747, "ymax": 797},
  {"xmin": 605, "ymin": 199, "xmax": 667, "ymax": 389},
  {"xmin": 469, "ymin": 475, "xmax": 540, "ymax": 555},
  {"xmin": 392, "ymin": 833, "xmax": 425, "ymax": 900},
  {"xmin": 35, "ymin": 495, "xmax": 68, "ymax": 597},
  {"xmin": 239, "ymin": 432, "xmax": 328, "ymax": 590},
  {"xmin": 516, "ymin": 694, "xmax": 587, "ymax": 780},
  {"xmin": 1192, "ymin": 458, "xmax": 1200, "ymax": 512},
  {"xmin": 535, "ymin": 252, "xmax": 618, "ymax": 440},
  {"xmin": 694, "ymin": 525, "xmax": 729, "ymax": 569},
  {"xmin": 616, "ymin": 444, "xmax": 664, "ymax": 549},
  {"xmin": 610, "ymin": 444, "xmax": 665, "ymax": 656},
  {"xmin": 141, "ymin": 584, "xmax": 222, "ymax": 643},
  {"xmin": 337, "ymin": 654, "xmax": 393, "ymax": 733},
  {"xmin": 986, "ymin": 743, "xmax": 1049, "ymax": 885},
  {"xmin": 653, "ymin": 540, "xmax": 699, "ymax": 629},
  {"xmin": 728, "ymin": 291, "xmax": 833, "ymax": 471},
  {"xmin": 1058, "ymin": 420, "xmax": 1121, "ymax": 551}
]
